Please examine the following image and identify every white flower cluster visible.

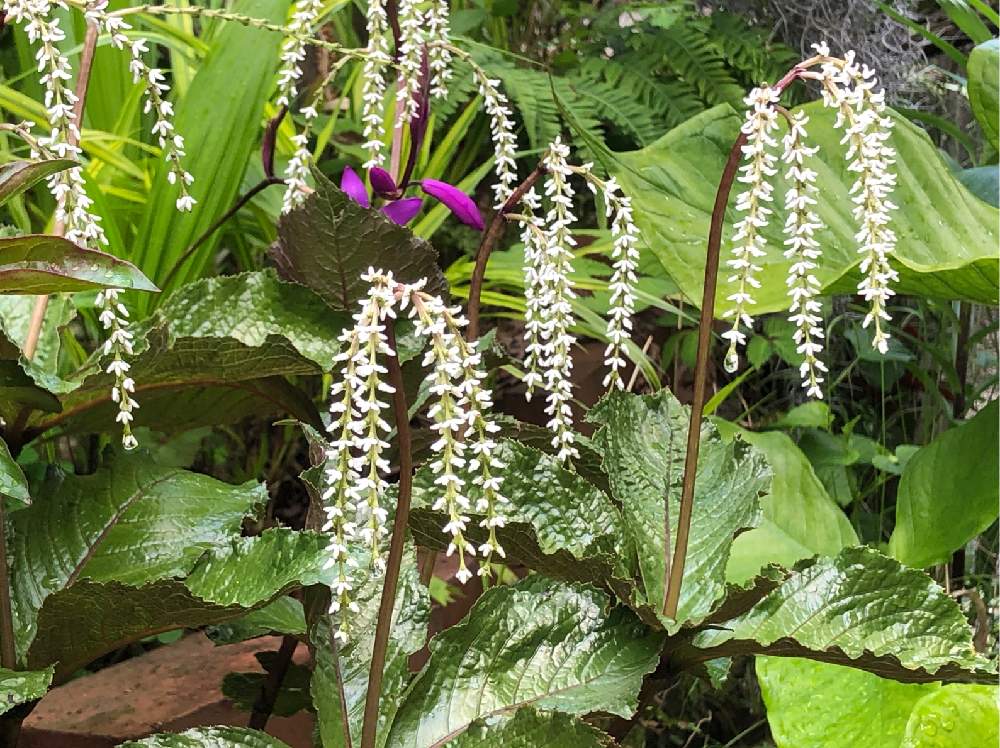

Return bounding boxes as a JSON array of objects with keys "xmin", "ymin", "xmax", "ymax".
[
  {"xmin": 395, "ymin": 0, "xmax": 425, "ymax": 124},
  {"xmin": 360, "ymin": 0, "xmax": 391, "ymax": 168},
  {"xmin": 782, "ymin": 110, "xmax": 827, "ymax": 399},
  {"xmin": 470, "ymin": 64, "xmax": 518, "ymax": 206},
  {"xmin": 722, "ymin": 85, "xmax": 780, "ymax": 374},
  {"xmin": 281, "ymin": 107, "xmax": 318, "ymax": 214},
  {"xmin": 816, "ymin": 44, "xmax": 899, "ymax": 354},
  {"xmin": 86, "ymin": 2, "xmax": 195, "ymax": 212},
  {"xmin": 426, "ymin": 0, "xmax": 453, "ymax": 99},
  {"xmin": 323, "ymin": 268, "xmax": 506, "ymax": 638},
  {"xmin": 4, "ymin": 0, "xmax": 140, "ymax": 449}
]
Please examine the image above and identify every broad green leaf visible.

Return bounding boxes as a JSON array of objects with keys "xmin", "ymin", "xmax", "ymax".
[
  {"xmin": 0, "ymin": 294, "xmax": 75, "ymax": 396},
  {"xmin": 272, "ymin": 171, "xmax": 447, "ymax": 312},
  {"xmin": 9, "ymin": 452, "xmax": 264, "ymax": 675},
  {"xmin": 901, "ymin": 684, "xmax": 999, "ymax": 747},
  {"xmin": 448, "ymin": 708, "xmax": 616, "ymax": 747},
  {"xmin": 0, "ymin": 235, "xmax": 157, "ymax": 294},
  {"xmin": 968, "ymin": 40, "xmax": 999, "ymax": 149},
  {"xmin": 716, "ymin": 427, "xmax": 858, "ymax": 584},
  {"xmin": 588, "ymin": 390, "xmax": 769, "ymax": 631},
  {"xmin": 28, "ymin": 271, "xmax": 345, "ymax": 437},
  {"xmin": 133, "ymin": 0, "xmax": 293, "ymax": 306},
  {"xmin": 888, "ymin": 400, "xmax": 999, "ymax": 568},
  {"xmin": 0, "ymin": 159, "xmax": 75, "ymax": 208},
  {"xmin": 958, "ymin": 165, "xmax": 999, "ymax": 207},
  {"xmin": 682, "ymin": 547, "xmax": 992, "ymax": 683},
  {"xmin": 205, "ymin": 596, "xmax": 306, "ymax": 645},
  {"xmin": 312, "ymin": 546, "xmax": 429, "ymax": 748},
  {"xmin": 119, "ymin": 726, "xmax": 292, "ymax": 748},
  {"xmin": 758, "ymin": 658, "xmax": 999, "ymax": 748},
  {"xmin": 0, "ymin": 665, "xmax": 52, "ymax": 715},
  {"xmin": 386, "ymin": 579, "xmax": 665, "ymax": 747},
  {"xmin": 613, "ymin": 103, "xmax": 999, "ymax": 313},
  {"xmin": 0, "ymin": 434, "xmax": 29, "ymax": 510},
  {"xmin": 0, "ymin": 359, "xmax": 61, "ymax": 425},
  {"xmin": 408, "ymin": 440, "xmax": 636, "ymax": 591}
]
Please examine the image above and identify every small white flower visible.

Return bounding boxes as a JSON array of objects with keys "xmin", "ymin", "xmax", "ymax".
[
  {"xmin": 425, "ymin": 0, "xmax": 453, "ymax": 99},
  {"xmin": 469, "ymin": 65, "xmax": 518, "ymax": 206},
  {"xmin": 395, "ymin": 0, "xmax": 424, "ymax": 124},
  {"xmin": 275, "ymin": 0, "xmax": 325, "ymax": 109},
  {"xmin": 360, "ymin": 0, "xmax": 391, "ymax": 168}
]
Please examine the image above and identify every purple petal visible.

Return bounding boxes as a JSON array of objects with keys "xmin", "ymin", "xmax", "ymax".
[
  {"xmin": 381, "ymin": 197, "xmax": 422, "ymax": 225},
  {"xmin": 369, "ymin": 167, "xmax": 398, "ymax": 198},
  {"xmin": 420, "ymin": 179, "xmax": 484, "ymax": 231},
  {"xmin": 340, "ymin": 166, "xmax": 369, "ymax": 208}
]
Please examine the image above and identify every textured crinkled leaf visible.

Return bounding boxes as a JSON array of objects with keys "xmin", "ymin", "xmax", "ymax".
[
  {"xmin": 683, "ymin": 547, "xmax": 992, "ymax": 683},
  {"xmin": 185, "ymin": 529, "xmax": 331, "ymax": 607},
  {"xmin": 901, "ymin": 684, "xmax": 999, "ymax": 747},
  {"xmin": 0, "ymin": 294, "xmax": 76, "ymax": 396},
  {"xmin": 386, "ymin": 580, "xmax": 665, "ymax": 747},
  {"xmin": 28, "ymin": 270, "xmax": 344, "ymax": 436},
  {"xmin": 0, "ymin": 159, "xmax": 75, "ymax": 208},
  {"xmin": 715, "ymin": 426, "xmax": 857, "ymax": 584},
  {"xmin": 968, "ymin": 40, "xmax": 999, "ymax": 149},
  {"xmin": 9, "ymin": 452, "xmax": 264, "ymax": 666},
  {"xmin": 313, "ymin": 546, "xmax": 429, "ymax": 748},
  {"xmin": 272, "ymin": 171, "xmax": 447, "ymax": 311},
  {"xmin": 205, "ymin": 596, "xmax": 306, "ymax": 645},
  {"xmin": 613, "ymin": 103, "xmax": 999, "ymax": 312},
  {"xmin": 0, "ymin": 235, "xmax": 157, "ymax": 294},
  {"xmin": 588, "ymin": 390, "xmax": 769, "ymax": 631},
  {"xmin": 119, "ymin": 726, "xmax": 292, "ymax": 747},
  {"xmin": 409, "ymin": 440, "xmax": 636, "ymax": 589},
  {"xmin": 0, "ymin": 434, "xmax": 29, "ymax": 510},
  {"xmin": 448, "ymin": 708, "xmax": 616, "ymax": 747},
  {"xmin": 0, "ymin": 665, "xmax": 52, "ymax": 715},
  {"xmin": 888, "ymin": 400, "xmax": 999, "ymax": 568},
  {"xmin": 758, "ymin": 657, "xmax": 998, "ymax": 748}
]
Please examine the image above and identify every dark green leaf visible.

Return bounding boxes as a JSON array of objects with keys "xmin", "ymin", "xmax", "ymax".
[
  {"xmin": 0, "ymin": 665, "xmax": 52, "ymax": 716},
  {"xmin": 0, "ymin": 434, "xmax": 29, "ymax": 510},
  {"xmin": 0, "ymin": 159, "xmax": 75, "ymax": 208},
  {"xmin": 206, "ymin": 596, "xmax": 306, "ymax": 645},
  {"xmin": 681, "ymin": 547, "xmax": 993, "ymax": 683},
  {"xmin": 119, "ymin": 726, "xmax": 293, "ymax": 747},
  {"xmin": 386, "ymin": 579, "xmax": 665, "ymax": 746},
  {"xmin": 588, "ymin": 390, "xmax": 769, "ymax": 631},
  {"xmin": 613, "ymin": 104, "xmax": 999, "ymax": 312},
  {"xmin": 888, "ymin": 401, "xmax": 999, "ymax": 568},
  {"xmin": 958, "ymin": 165, "xmax": 999, "ymax": 207},
  {"xmin": 448, "ymin": 708, "xmax": 616, "ymax": 747},
  {"xmin": 222, "ymin": 653, "xmax": 311, "ymax": 718},
  {"xmin": 0, "ymin": 235, "xmax": 157, "ymax": 294},
  {"xmin": 272, "ymin": 171, "xmax": 447, "ymax": 311}
]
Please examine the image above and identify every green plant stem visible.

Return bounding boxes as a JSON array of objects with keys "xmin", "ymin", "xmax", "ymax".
[
  {"xmin": 360, "ymin": 318, "xmax": 413, "ymax": 748},
  {"xmin": 662, "ymin": 130, "xmax": 746, "ymax": 619},
  {"xmin": 466, "ymin": 165, "xmax": 544, "ymax": 341}
]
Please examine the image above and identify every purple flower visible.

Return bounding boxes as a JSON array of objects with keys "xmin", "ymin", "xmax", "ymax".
[{"xmin": 338, "ymin": 166, "xmax": 483, "ymax": 231}]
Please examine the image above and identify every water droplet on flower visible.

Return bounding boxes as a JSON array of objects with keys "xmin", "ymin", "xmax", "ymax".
[{"xmin": 723, "ymin": 348, "xmax": 739, "ymax": 374}]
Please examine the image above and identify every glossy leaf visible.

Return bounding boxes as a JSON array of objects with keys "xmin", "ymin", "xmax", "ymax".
[
  {"xmin": 716, "ymin": 426, "xmax": 858, "ymax": 584},
  {"xmin": 888, "ymin": 400, "xmax": 999, "ymax": 568},
  {"xmin": 409, "ymin": 440, "xmax": 636, "ymax": 591},
  {"xmin": 0, "ymin": 235, "xmax": 157, "ymax": 295},
  {"xmin": 683, "ymin": 547, "xmax": 993, "ymax": 683},
  {"xmin": 758, "ymin": 658, "xmax": 999, "ymax": 748},
  {"xmin": 612, "ymin": 103, "xmax": 999, "ymax": 312},
  {"xmin": 958, "ymin": 165, "xmax": 999, "ymax": 207},
  {"xmin": 120, "ymin": 726, "xmax": 292, "ymax": 748},
  {"xmin": 0, "ymin": 665, "xmax": 52, "ymax": 716},
  {"xmin": 448, "ymin": 708, "xmax": 616, "ymax": 747},
  {"xmin": 588, "ymin": 390, "xmax": 769, "ymax": 630},
  {"xmin": 28, "ymin": 270, "xmax": 345, "ymax": 437},
  {"xmin": 968, "ymin": 40, "xmax": 999, "ymax": 149},
  {"xmin": 205, "ymin": 596, "xmax": 306, "ymax": 645},
  {"xmin": 386, "ymin": 579, "xmax": 665, "ymax": 747},
  {"xmin": 272, "ymin": 171, "xmax": 447, "ymax": 311},
  {"xmin": 0, "ymin": 159, "xmax": 74, "ymax": 208},
  {"xmin": 312, "ymin": 546, "xmax": 429, "ymax": 748},
  {"xmin": 0, "ymin": 434, "xmax": 29, "ymax": 510}
]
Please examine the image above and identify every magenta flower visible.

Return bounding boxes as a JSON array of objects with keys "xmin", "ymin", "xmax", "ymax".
[{"xmin": 338, "ymin": 166, "xmax": 484, "ymax": 231}]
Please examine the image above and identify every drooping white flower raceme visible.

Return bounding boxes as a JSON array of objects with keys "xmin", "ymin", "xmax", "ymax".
[
  {"xmin": 5, "ymin": 0, "xmax": 140, "ymax": 449},
  {"xmin": 323, "ymin": 269, "xmax": 506, "ymax": 636},
  {"xmin": 360, "ymin": 0, "xmax": 391, "ymax": 168},
  {"xmin": 518, "ymin": 188, "xmax": 547, "ymax": 397},
  {"xmin": 721, "ymin": 85, "xmax": 780, "ymax": 374},
  {"xmin": 275, "ymin": 0, "xmax": 324, "ymax": 109},
  {"xmin": 817, "ymin": 48, "xmax": 899, "ymax": 354},
  {"xmin": 537, "ymin": 138, "xmax": 580, "ymax": 462},
  {"xmin": 395, "ymin": 0, "xmax": 425, "ymax": 124},
  {"xmin": 781, "ymin": 110, "xmax": 828, "ymax": 399},
  {"xmin": 281, "ymin": 106, "xmax": 318, "ymax": 214},
  {"xmin": 425, "ymin": 0, "xmax": 453, "ymax": 99},
  {"xmin": 470, "ymin": 64, "xmax": 518, "ymax": 206}
]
